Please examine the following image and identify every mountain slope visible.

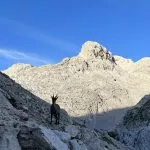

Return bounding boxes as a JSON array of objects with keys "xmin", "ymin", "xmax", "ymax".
[
  {"xmin": 4, "ymin": 41, "xmax": 150, "ymax": 130},
  {"xmin": 0, "ymin": 71, "xmax": 134, "ymax": 150}
]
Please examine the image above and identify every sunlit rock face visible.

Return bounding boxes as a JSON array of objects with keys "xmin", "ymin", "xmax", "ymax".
[
  {"xmin": 79, "ymin": 41, "xmax": 108, "ymax": 60},
  {"xmin": 78, "ymin": 41, "xmax": 115, "ymax": 71},
  {"xmin": 3, "ymin": 41, "xmax": 150, "ymax": 132}
]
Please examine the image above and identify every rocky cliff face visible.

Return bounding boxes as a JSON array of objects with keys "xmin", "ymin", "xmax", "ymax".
[
  {"xmin": 117, "ymin": 94, "xmax": 150, "ymax": 150},
  {"xmin": 0, "ymin": 71, "xmax": 133, "ymax": 150},
  {"xmin": 4, "ymin": 41, "xmax": 150, "ymax": 131}
]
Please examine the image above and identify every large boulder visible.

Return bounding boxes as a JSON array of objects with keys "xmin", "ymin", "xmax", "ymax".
[{"xmin": 18, "ymin": 124, "xmax": 69, "ymax": 150}]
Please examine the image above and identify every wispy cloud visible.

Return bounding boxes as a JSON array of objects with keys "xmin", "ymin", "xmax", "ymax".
[
  {"xmin": 0, "ymin": 49, "xmax": 50, "ymax": 65},
  {"xmin": 0, "ymin": 17, "xmax": 79, "ymax": 52}
]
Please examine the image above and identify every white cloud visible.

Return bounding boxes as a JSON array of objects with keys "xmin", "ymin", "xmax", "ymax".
[
  {"xmin": 0, "ymin": 49, "xmax": 50, "ymax": 65},
  {"xmin": 0, "ymin": 17, "xmax": 79, "ymax": 52}
]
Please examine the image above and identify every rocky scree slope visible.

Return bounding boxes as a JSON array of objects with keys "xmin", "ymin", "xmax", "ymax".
[
  {"xmin": 117, "ymin": 94, "xmax": 150, "ymax": 150},
  {"xmin": 4, "ymin": 41, "xmax": 150, "ymax": 131},
  {"xmin": 0, "ymin": 71, "xmax": 133, "ymax": 150}
]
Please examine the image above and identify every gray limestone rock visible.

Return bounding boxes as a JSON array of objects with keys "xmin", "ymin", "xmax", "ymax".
[
  {"xmin": 70, "ymin": 140, "xmax": 81, "ymax": 150},
  {"xmin": 3, "ymin": 41, "xmax": 150, "ymax": 132},
  {"xmin": 117, "ymin": 95, "xmax": 150, "ymax": 150},
  {"xmin": 53, "ymin": 130, "xmax": 71, "ymax": 143},
  {"xmin": 18, "ymin": 124, "xmax": 69, "ymax": 150},
  {"xmin": 65, "ymin": 125, "xmax": 80, "ymax": 138}
]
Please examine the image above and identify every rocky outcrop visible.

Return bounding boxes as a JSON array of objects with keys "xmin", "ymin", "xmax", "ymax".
[
  {"xmin": 117, "ymin": 95, "xmax": 150, "ymax": 150},
  {"xmin": 18, "ymin": 124, "xmax": 69, "ymax": 150}
]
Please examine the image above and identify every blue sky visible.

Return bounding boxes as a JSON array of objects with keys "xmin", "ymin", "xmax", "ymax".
[{"xmin": 0, "ymin": 0, "xmax": 150, "ymax": 70}]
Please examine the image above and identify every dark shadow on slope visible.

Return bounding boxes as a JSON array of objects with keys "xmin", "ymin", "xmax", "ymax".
[
  {"xmin": 121, "ymin": 94, "xmax": 150, "ymax": 129},
  {"xmin": 72, "ymin": 95, "xmax": 150, "ymax": 132},
  {"xmin": 72, "ymin": 107, "xmax": 130, "ymax": 131},
  {"xmin": 7, "ymin": 96, "xmax": 18, "ymax": 108},
  {"xmin": 110, "ymin": 95, "xmax": 150, "ymax": 148},
  {"xmin": 0, "ymin": 71, "xmax": 70, "ymax": 127}
]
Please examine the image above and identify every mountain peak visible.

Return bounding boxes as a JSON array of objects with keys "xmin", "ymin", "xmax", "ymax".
[{"xmin": 79, "ymin": 41, "xmax": 112, "ymax": 60}]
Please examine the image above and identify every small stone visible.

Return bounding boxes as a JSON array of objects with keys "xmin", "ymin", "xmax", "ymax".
[{"xmin": 65, "ymin": 125, "xmax": 80, "ymax": 138}]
